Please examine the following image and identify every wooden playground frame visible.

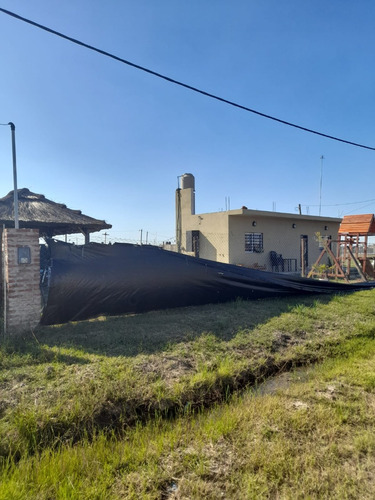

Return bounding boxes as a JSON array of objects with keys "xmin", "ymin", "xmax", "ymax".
[{"xmin": 308, "ymin": 214, "xmax": 375, "ymax": 283}]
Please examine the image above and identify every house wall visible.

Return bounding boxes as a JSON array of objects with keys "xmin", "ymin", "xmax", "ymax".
[
  {"xmin": 182, "ymin": 211, "xmax": 230, "ymax": 262},
  {"xmin": 2, "ymin": 228, "xmax": 41, "ymax": 335},
  {"xmin": 228, "ymin": 215, "xmax": 340, "ymax": 271}
]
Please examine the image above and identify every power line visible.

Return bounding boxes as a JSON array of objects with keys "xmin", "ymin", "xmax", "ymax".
[
  {"xmin": 1, "ymin": 7, "xmax": 375, "ymax": 151},
  {"xmin": 343, "ymin": 201, "xmax": 375, "ymax": 216},
  {"xmin": 303, "ymin": 197, "xmax": 375, "ymax": 208}
]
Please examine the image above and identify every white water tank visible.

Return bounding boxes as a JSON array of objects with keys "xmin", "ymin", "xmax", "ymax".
[{"xmin": 181, "ymin": 173, "xmax": 195, "ymax": 190}]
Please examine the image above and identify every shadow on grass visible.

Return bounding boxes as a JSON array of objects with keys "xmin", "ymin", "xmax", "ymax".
[
  {"xmin": 0, "ymin": 341, "xmax": 91, "ymax": 368},
  {"xmin": 33, "ymin": 293, "xmax": 339, "ymax": 359}
]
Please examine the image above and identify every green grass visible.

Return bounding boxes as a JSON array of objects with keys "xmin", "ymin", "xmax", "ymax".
[
  {"xmin": 0, "ymin": 290, "xmax": 375, "ymax": 484},
  {"xmin": 1, "ymin": 322, "xmax": 375, "ymax": 498}
]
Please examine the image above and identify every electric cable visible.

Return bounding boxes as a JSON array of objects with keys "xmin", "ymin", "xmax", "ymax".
[
  {"xmin": 1, "ymin": 7, "xmax": 375, "ymax": 151},
  {"xmin": 304, "ymin": 198, "xmax": 375, "ymax": 208},
  {"xmin": 343, "ymin": 202, "xmax": 375, "ymax": 215}
]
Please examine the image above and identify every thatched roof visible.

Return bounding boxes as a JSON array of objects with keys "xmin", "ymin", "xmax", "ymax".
[
  {"xmin": 0, "ymin": 189, "xmax": 112, "ymax": 237},
  {"xmin": 338, "ymin": 214, "xmax": 375, "ymax": 236}
]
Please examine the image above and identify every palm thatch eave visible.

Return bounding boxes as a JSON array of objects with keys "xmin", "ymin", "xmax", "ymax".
[{"xmin": 0, "ymin": 188, "xmax": 112, "ymax": 237}]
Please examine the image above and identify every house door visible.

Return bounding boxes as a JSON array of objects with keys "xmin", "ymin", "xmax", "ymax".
[
  {"xmin": 300, "ymin": 235, "xmax": 308, "ymax": 276},
  {"xmin": 192, "ymin": 230, "xmax": 200, "ymax": 258}
]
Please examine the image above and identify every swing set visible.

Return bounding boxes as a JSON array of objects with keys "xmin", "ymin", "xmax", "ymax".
[{"xmin": 308, "ymin": 214, "xmax": 375, "ymax": 283}]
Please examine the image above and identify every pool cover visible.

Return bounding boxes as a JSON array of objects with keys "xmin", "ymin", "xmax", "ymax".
[{"xmin": 41, "ymin": 240, "xmax": 375, "ymax": 325}]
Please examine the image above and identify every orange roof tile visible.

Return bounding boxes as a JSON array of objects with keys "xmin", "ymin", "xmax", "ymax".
[{"xmin": 338, "ymin": 214, "xmax": 375, "ymax": 235}]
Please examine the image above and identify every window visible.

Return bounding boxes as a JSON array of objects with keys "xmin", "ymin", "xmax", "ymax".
[{"xmin": 245, "ymin": 232, "xmax": 263, "ymax": 253}]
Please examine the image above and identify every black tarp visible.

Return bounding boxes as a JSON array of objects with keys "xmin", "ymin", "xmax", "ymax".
[{"xmin": 41, "ymin": 240, "xmax": 375, "ymax": 325}]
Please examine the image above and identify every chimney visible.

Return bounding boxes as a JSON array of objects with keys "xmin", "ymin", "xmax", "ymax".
[
  {"xmin": 179, "ymin": 173, "xmax": 195, "ymax": 215},
  {"xmin": 176, "ymin": 173, "xmax": 195, "ymax": 252}
]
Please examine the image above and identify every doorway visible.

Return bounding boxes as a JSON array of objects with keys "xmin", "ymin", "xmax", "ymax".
[
  {"xmin": 192, "ymin": 230, "xmax": 200, "ymax": 258},
  {"xmin": 300, "ymin": 235, "xmax": 308, "ymax": 276}
]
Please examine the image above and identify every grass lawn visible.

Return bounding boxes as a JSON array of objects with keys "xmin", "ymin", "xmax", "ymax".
[{"xmin": 1, "ymin": 289, "xmax": 375, "ymax": 498}]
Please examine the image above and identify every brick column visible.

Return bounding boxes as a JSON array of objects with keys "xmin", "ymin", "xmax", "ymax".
[{"xmin": 2, "ymin": 229, "xmax": 41, "ymax": 335}]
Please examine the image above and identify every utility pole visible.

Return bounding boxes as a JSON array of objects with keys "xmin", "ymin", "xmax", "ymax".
[
  {"xmin": 3, "ymin": 122, "xmax": 19, "ymax": 228},
  {"xmin": 319, "ymin": 155, "xmax": 325, "ymax": 216},
  {"xmin": 103, "ymin": 232, "xmax": 108, "ymax": 244}
]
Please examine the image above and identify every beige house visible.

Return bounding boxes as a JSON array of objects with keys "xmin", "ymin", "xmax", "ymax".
[{"xmin": 176, "ymin": 174, "xmax": 341, "ymax": 273}]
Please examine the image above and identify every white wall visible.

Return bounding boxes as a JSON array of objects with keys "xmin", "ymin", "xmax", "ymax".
[{"xmin": 229, "ymin": 215, "xmax": 339, "ymax": 271}]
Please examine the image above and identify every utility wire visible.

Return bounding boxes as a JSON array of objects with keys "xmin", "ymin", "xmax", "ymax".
[
  {"xmin": 1, "ymin": 7, "xmax": 375, "ymax": 151},
  {"xmin": 304, "ymin": 197, "xmax": 375, "ymax": 208},
  {"xmin": 343, "ymin": 202, "xmax": 375, "ymax": 215}
]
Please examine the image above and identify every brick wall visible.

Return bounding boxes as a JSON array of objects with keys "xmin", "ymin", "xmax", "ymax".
[{"xmin": 2, "ymin": 228, "xmax": 41, "ymax": 335}]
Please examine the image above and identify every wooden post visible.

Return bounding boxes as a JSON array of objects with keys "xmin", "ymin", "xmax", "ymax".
[{"xmin": 363, "ymin": 234, "xmax": 368, "ymax": 273}]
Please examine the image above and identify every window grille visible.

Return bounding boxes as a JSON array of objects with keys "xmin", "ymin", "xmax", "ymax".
[{"xmin": 245, "ymin": 232, "xmax": 263, "ymax": 253}]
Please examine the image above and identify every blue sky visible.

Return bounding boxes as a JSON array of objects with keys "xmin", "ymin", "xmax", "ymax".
[{"xmin": 1, "ymin": 1, "xmax": 374, "ymax": 244}]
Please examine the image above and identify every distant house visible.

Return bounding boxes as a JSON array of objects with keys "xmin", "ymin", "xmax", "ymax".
[{"xmin": 175, "ymin": 174, "xmax": 341, "ymax": 273}]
